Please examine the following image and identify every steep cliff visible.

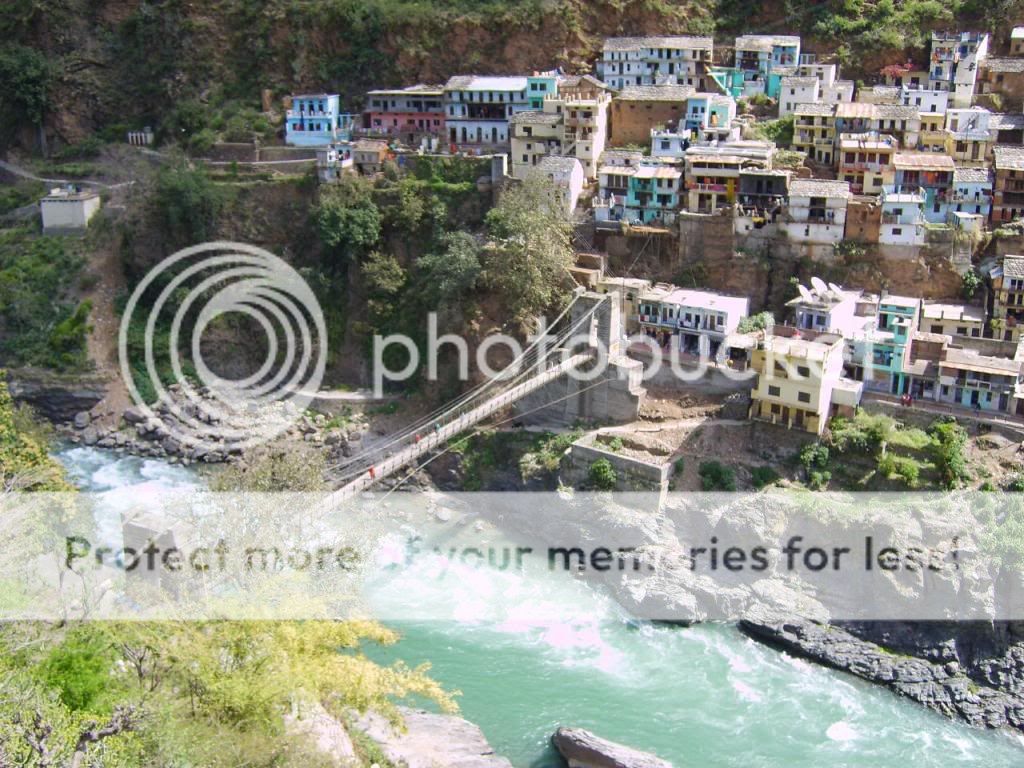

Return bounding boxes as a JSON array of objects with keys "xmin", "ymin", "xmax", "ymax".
[{"xmin": 1, "ymin": 0, "xmax": 1018, "ymax": 150}]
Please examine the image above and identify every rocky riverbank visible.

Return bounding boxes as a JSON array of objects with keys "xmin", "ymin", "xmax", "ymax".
[{"xmin": 57, "ymin": 384, "xmax": 369, "ymax": 466}]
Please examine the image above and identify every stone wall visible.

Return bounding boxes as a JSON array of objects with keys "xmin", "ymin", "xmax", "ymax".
[{"xmin": 565, "ymin": 437, "xmax": 672, "ymax": 491}]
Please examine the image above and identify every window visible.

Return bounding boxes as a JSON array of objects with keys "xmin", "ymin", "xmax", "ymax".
[
  {"xmin": 770, "ymin": 403, "xmax": 781, "ymax": 415},
  {"xmin": 957, "ymin": 326, "xmax": 967, "ymax": 335},
  {"xmin": 798, "ymin": 391, "xmax": 811, "ymax": 403},
  {"xmin": 768, "ymin": 385, "xmax": 781, "ymax": 397},
  {"xmin": 892, "ymin": 228, "xmax": 902, "ymax": 236},
  {"xmin": 797, "ymin": 366, "xmax": 810, "ymax": 378}
]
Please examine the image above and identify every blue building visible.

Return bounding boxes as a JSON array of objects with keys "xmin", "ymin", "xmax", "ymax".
[
  {"xmin": 950, "ymin": 166, "xmax": 993, "ymax": 219},
  {"xmin": 286, "ymin": 94, "xmax": 354, "ymax": 146}
]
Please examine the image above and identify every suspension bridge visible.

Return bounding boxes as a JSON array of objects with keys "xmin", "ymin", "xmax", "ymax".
[{"xmin": 324, "ymin": 290, "xmax": 644, "ymax": 503}]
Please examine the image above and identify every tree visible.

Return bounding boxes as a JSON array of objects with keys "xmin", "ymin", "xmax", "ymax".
[
  {"xmin": 737, "ymin": 311, "xmax": 774, "ymax": 333},
  {"xmin": 151, "ymin": 162, "xmax": 227, "ymax": 248},
  {"xmin": 416, "ymin": 231, "xmax": 482, "ymax": 309},
  {"xmin": 482, "ymin": 175, "xmax": 574, "ymax": 322},
  {"xmin": 314, "ymin": 177, "xmax": 382, "ymax": 267},
  {"xmin": 0, "ymin": 44, "xmax": 53, "ymax": 151},
  {"xmin": 929, "ymin": 418, "xmax": 969, "ymax": 489},
  {"xmin": 962, "ymin": 270, "xmax": 982, "ymax": 300},
  {"xmin": 0, "ymin": 376, "xmax": 69, "ymax": 493}
]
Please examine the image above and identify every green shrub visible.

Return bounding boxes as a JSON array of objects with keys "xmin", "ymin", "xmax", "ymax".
[
  {"xmin": 750, "ymin": 465, "xmax": 780, "ymax": 489},
  {"xmin": 1006, "ymin": 476, "xmax": 1024, "ymax": 492},
  {"xmin": 799, "ymin": 442, "xmax": 829, "ymax": 471},
  {"xmin": 807, "ymin": 470, "xmax": 831, "ymax": 491},
  {"xmin": 589, "ymin": 458, "xmax": 617, "ymax": 491},
  {"xmin": 877, "ymin": 453, "xmax": 921, "ymax": 488},
  {"xmin": 698, "ymin": 460, "xmax": 736, "ymax": 491}
]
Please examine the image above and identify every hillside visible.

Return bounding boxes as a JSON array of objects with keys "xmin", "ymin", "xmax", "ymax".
[{"xmin": 1, "ymin": 0, "xmax": 1020, "ymax": 151}]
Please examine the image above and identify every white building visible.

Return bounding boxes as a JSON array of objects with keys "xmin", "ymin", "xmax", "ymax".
[
  {"xmin": 443, "ymin": 75, "xmax": 531, "ymax": 149},
  {"xmin": 40, "ymin": 186, "xmax": 101, "ymax": 234},
  {"xmin": 535, "ymin": 156, "xmax": 585, "ymax": 216},
  {"xmin": 786, "ymin": 281, "xmax": 867, "ymax": 335},
  {"xmin": 315, "ymin": 142, "xmax": 354, "ymax": 182},
  {"xmin": 638, "ymin": 283, "xmax": 749, "ymax": 356},
  {"xmin": 778, "ymin": 76, "xmax": 820, "ymax": 117},
  {"xmin": 929, "ymin": 32, "xmax": 990, "ymax": 108},
  {"xmin": 899, "ymin": 86, "xmax": 949, "ymax": 114},
  {"xmin": 879, "ymin": 186, "xmax": 927, "ymax": 245},
  {"xmin": 597, "ymin": 36, "xmax": 714, "ymax": 90},
  {"xmin": 783, "ymin": 179, "xmax": 851, "ymax": 245}
]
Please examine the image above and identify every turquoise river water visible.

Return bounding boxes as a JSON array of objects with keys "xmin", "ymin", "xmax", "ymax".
[{"xmin": 57, "ymin": 446, "xmax": 1024, "ymax": 767}]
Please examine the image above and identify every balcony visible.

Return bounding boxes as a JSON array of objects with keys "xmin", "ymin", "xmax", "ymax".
[{"xmin": 687, "ymin": 182, "xmax": 728, "ymax": 192}]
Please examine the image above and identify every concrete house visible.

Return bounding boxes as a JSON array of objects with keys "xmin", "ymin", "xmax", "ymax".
[
  {"xmin": 990, "ymin": 145, "xmax": 1024, "ymax": 224},
  {"xmin": 315, "ymin": 142, "xmax": 354, "ymax": 182},
  {"xmin": 783, "ymin": 178, "xmax": 851, "ymax": 245},
  {"xmin": 610, "ymin": 84, "xmax": 694, "ymax": 146},
  {"xmin": 785, "ymin": 282, "xmax": 865, "ymax": 336},
  {"xmin": 597, "ymin": 36, "xmax": 714, "ymax": 90},
  {"xmin": 920, "ymin": 301, "xmax": 986, "ymax": 339},
  {"xmin": 352, "ymin": 139, "xmax": 390, "ymax": 174},
  {"xmin": 510, "ymin": 110, "xmax": 563, "ymax": 179},
  {"xmin": 837, "ymin": 132, "xmax": 897, "ymax": 195},
  {"xmin": 625, "ymin": 163, "xmax": 683, "ymax": 224},
  {"xmin": 950, "ymin": 167, "xmax": 993, "ymax": 219},
  {"xmin": 443, "ymin": 75, "xmax": 530, "ymax": 150},
  {"xmin": 638, "ymin": 284, "xmax": 748, "ymax": 356},
  {"xmin": 362, "ymin": 85, "xmax": 445, "ymax": 139},
  {"xmin": 683, "ymin": 140, "xmax": 773, "ymax": 213},
  {"xmin": 535, "ymin": 155, "xmax": 585, "ymax": 216},
  {"xmin": 891, "ymin": 153, "xmax": 955, "ymax": 224},
  {"xmin": 929, "ymin": 31, "xmax": 990, "ymax": 108},
  {"xmin": 778, "ymin": 76, "xmax": 820, "ymax": 117},
  {"xmin": 557, "ymin": 75, "xmax": 612, "ymax": 178},
  {"xmin": 527, "ymin": 72, "xmax": 559, "ymax": 109},
  {"xmin": 1013, "ymin": 27, "xmax": 1024, "ymax": 56},
  {"xmin": 793, "ymin": 103, "xmax": 837, "ymax": 165},
  {"xmin": 594, "ymin": 150, "xmax": 645, "ymax": 223},
  {"xmin": 286, "ymin": 94, "xmax": 347, "ymax": 146},
  {"xmin": 990, "ymin": 255, "xmax": 1024, "ymax": 341},
  {"xmin": 748, "ymin": 327, "xmax": 862, "ymax": 435},
  {"xmin": 734, "ymin": 35, "xmax": 801, "ymax": 97},
  {"xmin": 878, "ymin": 186, "xmax": 927, "ymax": 245},
  {"xmin": 945, "ymin": 107, "xmax": 994, "ymax": 166},
  {"xmin": 40, "ymin": 186, "xmax": 101, "ymax": 234},
  {"xmin": 978, "ymin": 58, "xmax": 1024, "ymax": 106},
  {"xmin": 846, "ymin": 294, "xmax": 920, "ymax": 395}
]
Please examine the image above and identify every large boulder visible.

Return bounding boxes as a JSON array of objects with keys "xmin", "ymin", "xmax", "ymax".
[
  {"xmin": 552, "ymin": 727, "xmax": 673, "ymax": 768},
  {"xmin": 352, "ymin": 707, "xmax": 512, "ymax": 768},
  {"xmin": 6, "ymin": 367, "xmax": 106, "ymax": 422}
]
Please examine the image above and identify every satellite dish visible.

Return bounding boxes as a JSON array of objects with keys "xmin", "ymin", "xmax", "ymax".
[
  {"xmin": 797, "ymin": 284, "xmax": 814, "ymax": 302},
  {"xmin": 810, "ymin": 276, "xmax": 828, "ymax": 295},
  {"xmin": 828, "ymin": 282, "xmax": 844, "ymax": 295}
]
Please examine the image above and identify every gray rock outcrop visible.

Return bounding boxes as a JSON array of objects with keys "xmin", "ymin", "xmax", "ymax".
[{"xmin": 552, "ymin": 727, "xmax": 673, "ymax": 768}]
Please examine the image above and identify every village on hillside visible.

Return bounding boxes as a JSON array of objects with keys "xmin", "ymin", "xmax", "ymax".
[{"xmin": 37, "ymin": 28, "xmax": 1024, "ymax": 441}]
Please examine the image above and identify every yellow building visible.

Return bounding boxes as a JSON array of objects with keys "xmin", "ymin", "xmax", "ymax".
[
  {"xmin": 749, "ymin": 329, "xmax": 862, "ymax": 435},
  {"xmin": 793, "ymin": 103, "xmax": 836, "ymax": 166}
]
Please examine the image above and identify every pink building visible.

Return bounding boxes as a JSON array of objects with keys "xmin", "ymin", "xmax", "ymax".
[{"xmin": 362, "ymin": 84, "xmax": 445, "ymax": 139}]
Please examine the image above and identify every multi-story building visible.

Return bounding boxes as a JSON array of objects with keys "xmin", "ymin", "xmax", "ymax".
[
  {"xmin": 609, "ymin": 85, "xmax": 694, "ymax": 146},
  {"xmin": 793, "ymin": 103, "xmax": 837, "ymax": 165},
  {"xmin": 597, "ymin": 36, "xmax": 714, "ymax": 90},
  {"xmin": 891, "ymin": 153, "xmax": 955, "ymax": 224},
  {"xmin": 992, "ymin": 145, "xmax": 1024, "ymax": 223},
  {"xmin": 837, "ymin": 132, "xmax": 897, "ymax": 195},
  {"xmin": 638, "ymin": 284, "xmax": 748, "ymax": 356},
  {"xmin": 625, "ymin": 163, "xmax": 683, "ymax": 224},
  {"xmin": 950, "ymin": 167, "xmax": 993, "ymax": 219},
  {"xmin": 783, "ymin": 178, "xmax": 851, "ymax": 245},
  {"xmin": 920, "ymin": 301, "xmax": 986, "ymax": 339},
  {"xmin": 361, "ymin": 85, "xmax": 444, "ymax": 138},
  {"xmin": 352, "ymin": 139, "xmax": 390, "ymax": 175},
  {"xmin": 649, "ymin": 95, "xmax": 739, "ymax": 156},
  {"xmin": 847, "ymin": 295, "xmax": 920, "ymax": 395},
  {"xmin": 683, "ymin": 141, "xmax": 773, "ymax": 213},
  {"xmin": 918, "ymin": 110, "xmax": 948, "ymax": 152},
  {"xmin": 286, "ymin": 94, "xmax": 348, "ymax": 146},
  {"xmin": 510, "ymin": 110, "xmax": 564, "ymax": 179},
  {"xmin": 899, "ymin": 86, "xmax": 949, "ymax": 114},
  {"xmin": 535, "ymin": 156, "xmax": 585, "ymax": 216},
  {"xmin": 990, "ymin": 255, "xmax": 1024, "ymax": 341},
  {"xmin": 878, "ymin": 186, "xmax": 927, "ymax": 245},
  {"xmin": 736, "ymin": 168, "xmax": 790, "ymax": 217},
  {"xmin": 945, "ymin": 107, "xmax": 994, "ymax": 166},
  {"xmin": 443, "ymin": 75, "xmax": 531, "ymax": 149},
  {"xmin": 558, "ymin": 75, "xmax": 613, "ymax": 178},
  {"xmin": 992, "ymin": 114, "xmax": 1024, "ymax": 145},
  {"xmin": 785, "ymin": 281, "xmax": 865, "ymax": 335},
  {"xmin": 834, "ymin": 103, "xmax": 920, "ymax": 148},
  {"xmin": 734, "ymin": 35, "xmax": 801, "ymax": 97},
  {"xmin": 597, "ymin": 276, "xmax": 653, "ymax": 333},
  {"xmin": 936, "ymin": 347, "xmax": 1021, "ymax": 413},
  {"xmin": 594, "ymin": 150, "xmax": 644, "ymax": 223},
  {"xmin": 928, "ymin": 31, "xmax": 990, "ymax": 108},
  {"xmin": 748, "ymin": 328, "xmax": 862, "ymax": 435},
  {"xmin": 315, "ymin": 142, "xmax": 354, "ymax": 182},
  {"xmin": 526, "ymin": 72, "xmax": 559, "ymax": 109},
  {"xmin": 778, "ymin": 76, "xmax": 820, "ymax": 116}
]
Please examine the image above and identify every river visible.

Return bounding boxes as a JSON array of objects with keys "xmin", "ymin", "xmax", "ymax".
[{"xmin": 56, "ymin": 446, "xmax": 1024, "ymax": 767}]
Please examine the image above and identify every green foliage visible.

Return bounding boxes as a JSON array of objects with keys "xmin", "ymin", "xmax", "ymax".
[
  {"xmin": 518, "ymin": 430, "xmax": 581, "ymax": 480},
  {"xmin": 315, "ymin": 176, "xmax": 382, "ymax": 267},
  {"xmin": 798, "ymin": 442, "xmax": 829, "ymax": 471},
  {"xmin": 35, "ymin": 627, "xmax": 115, "ymax": 712},
  {"xmin": 0, "ymin": 44, "xmax": 53, "ymax": 142},
  {"xmin": 210, "ymin": 445, "xmax": 327, "ymax": 491},
  {"xmin": 416, "ymin": 231, "xmax": 482, "ymax": 309},
  {"xmin": 588, "ymin": 458, "xmax": 617, "ymax": 491},
  {"xmin": 0, "ymin": 180, "xmax": 45, "ymax": 214},
  {"xmin": 877, "ymin": 453, "xmax": 922, "ymax": 488},
  {"xmin": 928, "ymin": 418, "xmax": 970, "ymax": 490},
  {"xmin": 962, "ymin": 270, "xmax": 982, "ymax": 301},
  {"xmin": 151, "ymin": 163, "xmax": 229, "ymax": 248},
  {"xmin": 750, "ymin": 465, "xmax": 780, "ymax": 489},
  {"xmin": 807, "ymin": 470, "xmax": 831, "ymax": 491},
  {"xmin": 772, "ymin": 149, "xmax": 805, "ymax": 170},
  {"xmin": 0, "ymin": 375, "xmax": 70, "ymax": 491},
  {"xmin": 607, "ymin": 436, "xmax": 624, "ymax": 453},
  {"xmin": 737, "ymin": 311, "xmax": 773, "ymax": 334},
  {"xmin": 0, "ymin": 228, "xmax": 90, "ymax": 371},
  {"xmin": 1006, "ymin": 475, "xmax": 1024, "ymax": 492},
  {"xmin": 698, "ymin": 460, "xmax": 736, "ymax": 491},
  {"xmin": 482, "ymin": 174, "xmax": 573, "ymax": 322},
  {"xmin": 752, "ymin": 115, "xmax": 794, "ymax": 148}
]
